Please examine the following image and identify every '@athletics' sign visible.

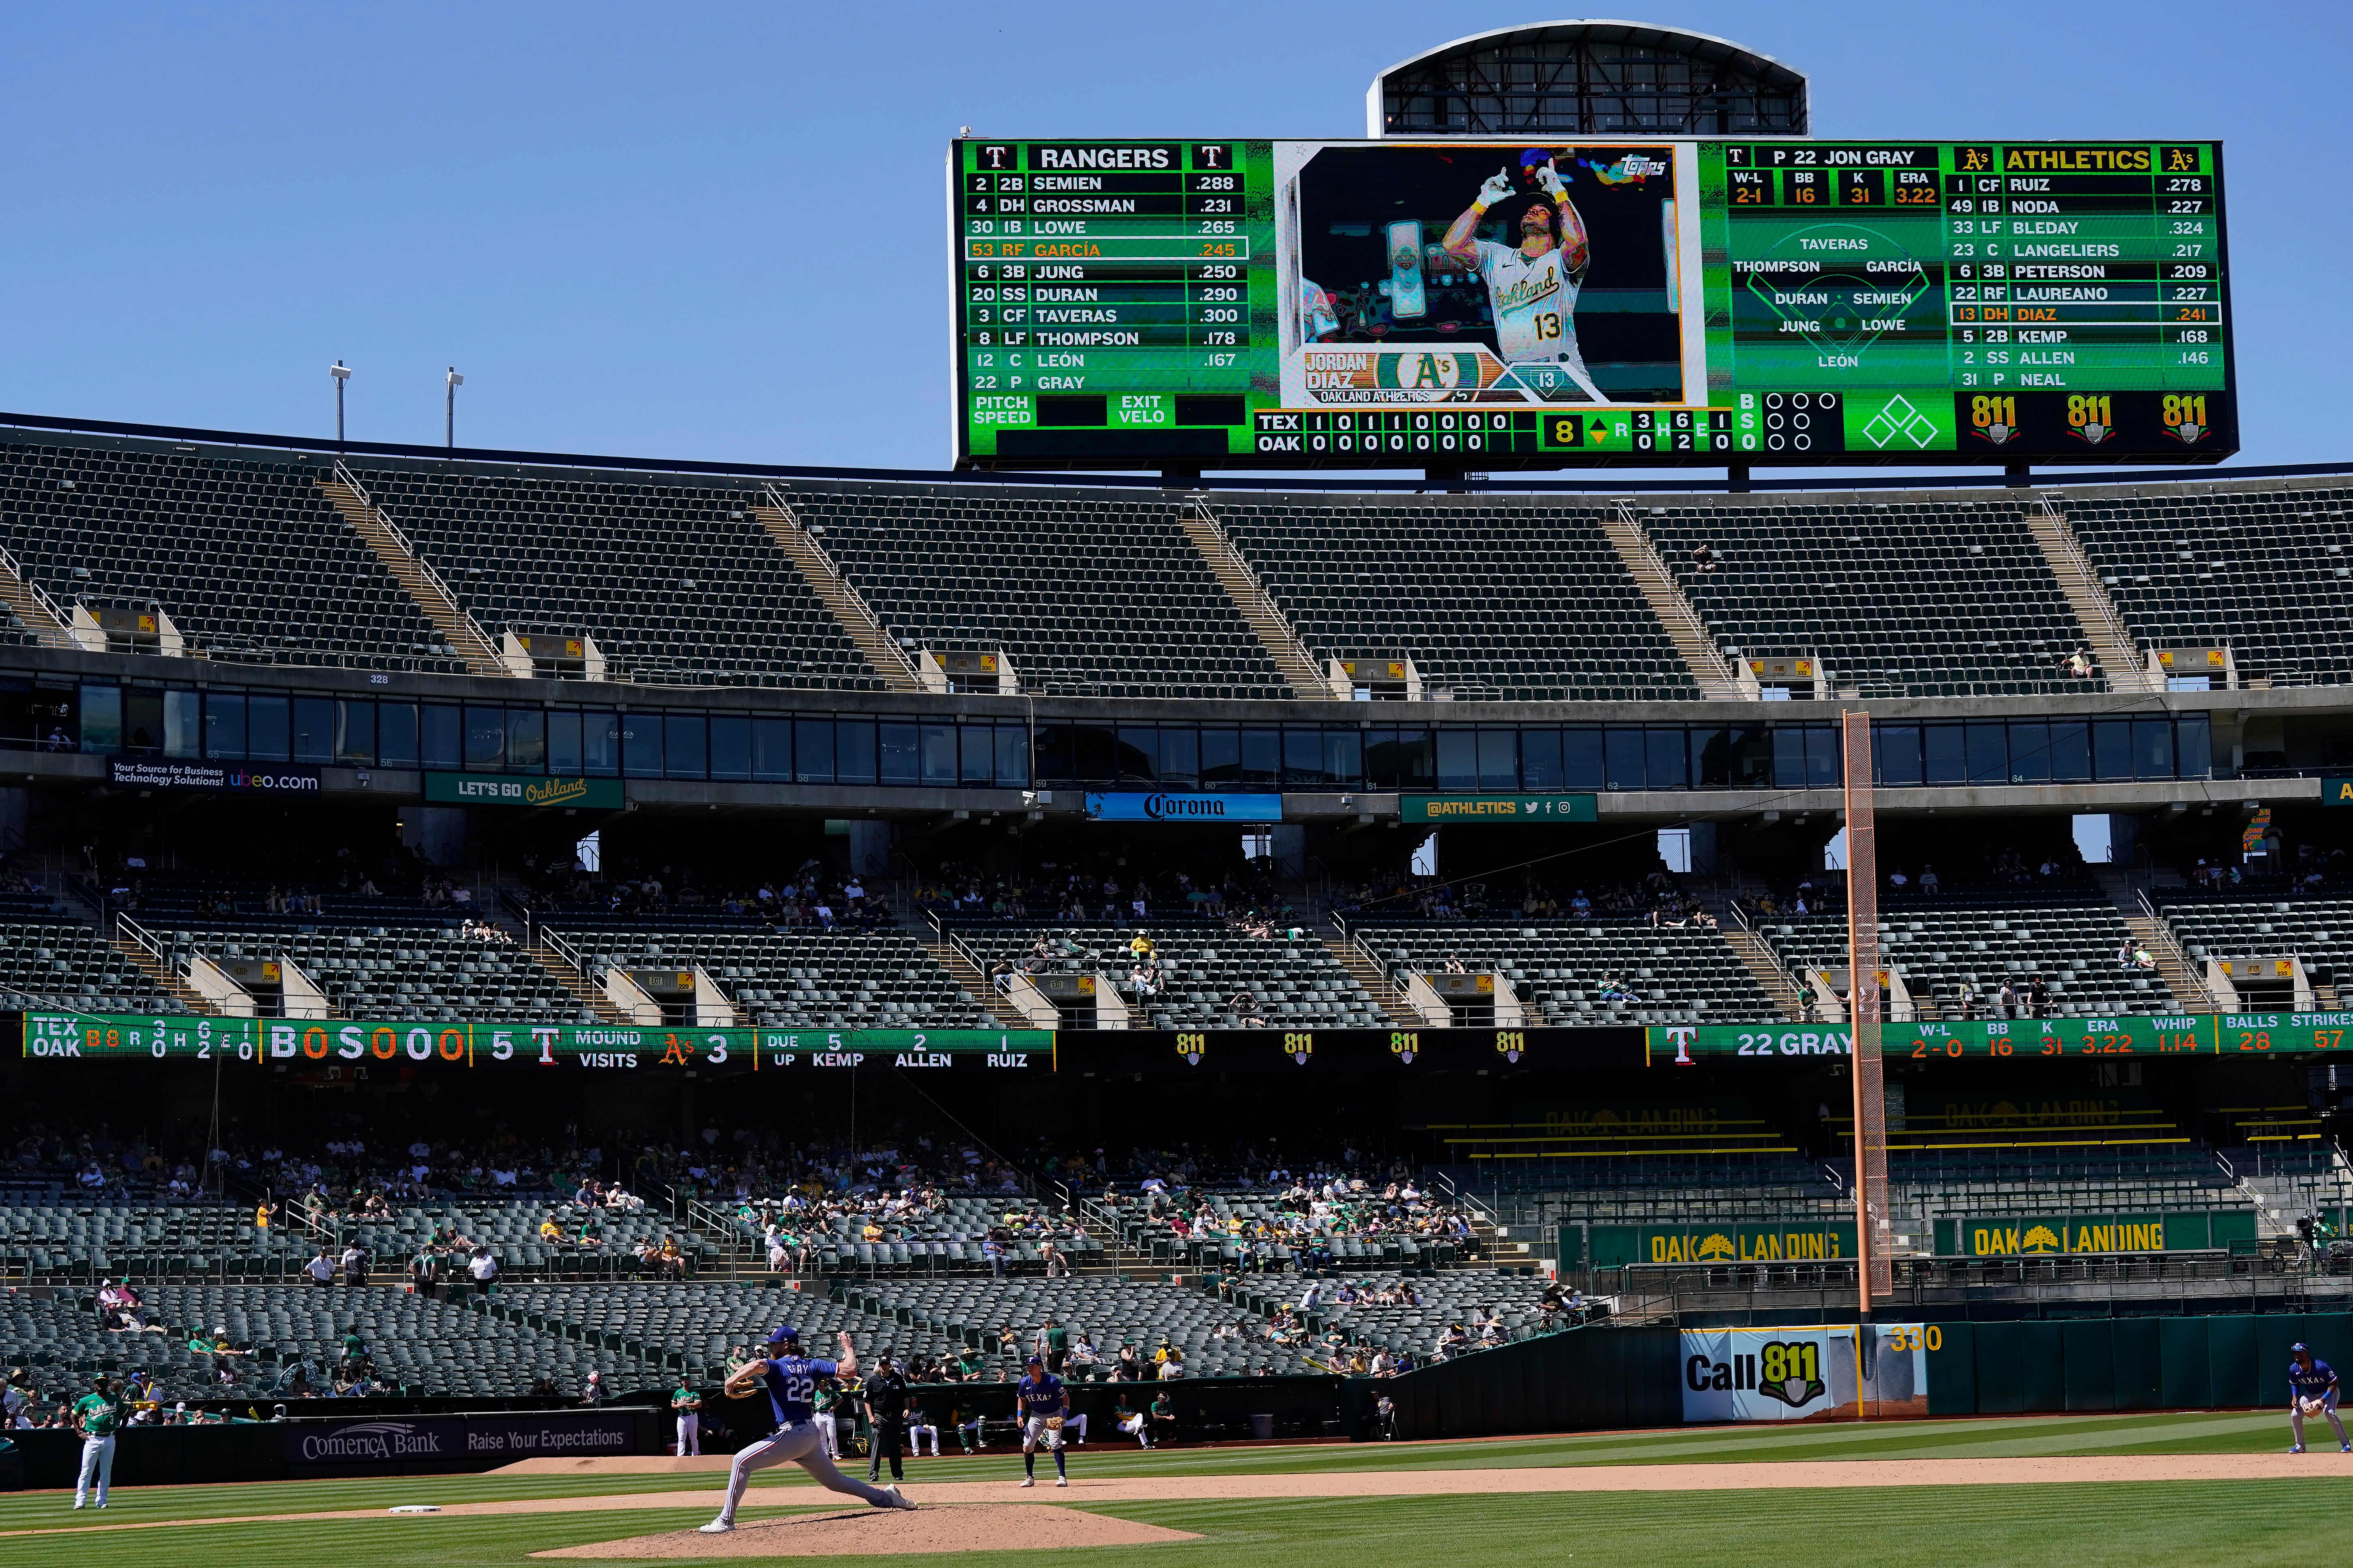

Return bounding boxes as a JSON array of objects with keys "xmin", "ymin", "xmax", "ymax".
[
  {"xmin": 1648, "ymin": 1013, "xmax": 2353, "ymax": 1062},
  {"xmin": 21, "ymin": 1014, "xmax": 1052, "ymax": 1073}
]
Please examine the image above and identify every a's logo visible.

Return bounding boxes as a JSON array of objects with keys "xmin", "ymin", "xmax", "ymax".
[
  {"xmin": 1175, "ymin": 1034, "xmax": 1206, "ymax": 1067},
  {"xmin": 2021, "ymin": 1223, "xmax": 2061, "ymax": 1253},
  {"xmin": 1696, "ymin": 1233, "xmax": 1737, "ymax": 1262}
]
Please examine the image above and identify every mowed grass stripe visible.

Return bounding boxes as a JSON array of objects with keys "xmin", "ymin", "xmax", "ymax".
[
  {"xmin": 0, "ymin": 1410, "xmax": 2308, "ymax": 1540},
  {"xmin": 6, "ymin": 1484, "xmax": 2346, "ymax": 1568}
]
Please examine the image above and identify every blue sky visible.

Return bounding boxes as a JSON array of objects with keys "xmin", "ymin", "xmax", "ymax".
[{"xmin": 1, "ymin": 3, "xmax": 2344, "ymax": 475}]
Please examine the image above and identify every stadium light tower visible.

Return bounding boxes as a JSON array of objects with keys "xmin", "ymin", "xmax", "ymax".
[
  {"xmin": 446, "ymin": 367, "xmax": 464, "ymax": 450},
  {"xmin": 330, "ymin": 360, "xmax": 352, "ymax": 448}
]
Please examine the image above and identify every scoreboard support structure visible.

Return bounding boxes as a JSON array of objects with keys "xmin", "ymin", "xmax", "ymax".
[{"xmin": 1844, "ymin": 709, "xmax": 1893, "ymax": 1317}]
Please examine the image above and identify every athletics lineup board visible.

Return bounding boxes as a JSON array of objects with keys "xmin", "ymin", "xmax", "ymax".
[{"xmin": 949, "ymin": 138, "xmax": 2232, "ymax": 470}]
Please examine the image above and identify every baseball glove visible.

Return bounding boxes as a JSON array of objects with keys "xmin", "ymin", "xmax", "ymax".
[
  {"xmin": 2302, "ymin": 1397, "xmax": 2327, "ymax": 1418},
  {"xmin": 1045, "ymin": 1415, "xmax": 1066, "ymax": 1430}
]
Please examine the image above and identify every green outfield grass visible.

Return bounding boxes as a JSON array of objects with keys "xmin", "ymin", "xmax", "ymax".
[{"xmin": 0, "ymin": 1411, "xmax": 2337, "ymax": 1568}]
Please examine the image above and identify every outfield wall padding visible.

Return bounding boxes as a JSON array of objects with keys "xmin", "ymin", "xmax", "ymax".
[
  {"xmin": 1379, "ymin": 1324, "xmax": 1681, "ymax": 1440},
  {"xmin": 1920, "ymin": 1311, "xmax": 2353, "ymax": 1417}
]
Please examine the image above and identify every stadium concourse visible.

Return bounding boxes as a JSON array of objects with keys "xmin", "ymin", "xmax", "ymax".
[{"xmin": 0, "ymin": 410, "xmax": 2351, "ymax": 1453}]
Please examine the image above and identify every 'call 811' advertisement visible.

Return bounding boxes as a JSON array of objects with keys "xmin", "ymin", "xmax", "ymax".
[{"xmin": 1681, "ymin": 1324, "xmax": 1932, "ymax": 1422}]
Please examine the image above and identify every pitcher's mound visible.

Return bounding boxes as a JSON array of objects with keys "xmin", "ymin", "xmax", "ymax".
[{"xmin": 532, "ymin": 1504, "xmax": 1201, "ymax": 1558}]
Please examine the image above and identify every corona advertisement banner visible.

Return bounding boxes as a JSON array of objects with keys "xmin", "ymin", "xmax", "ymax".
[{"xmin": 1681, "ymin": 1324, "xmax": 1933, "ymax": 1422}]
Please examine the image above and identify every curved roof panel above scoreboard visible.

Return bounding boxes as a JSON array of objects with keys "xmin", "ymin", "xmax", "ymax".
[{"xmin": 1366, "ymin": 19, "xmax": 1809, "ymax": 139}]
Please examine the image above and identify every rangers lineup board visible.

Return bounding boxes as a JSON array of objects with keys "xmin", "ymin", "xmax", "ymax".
[{"xmin": 950, "ymin": 138, "xmax": 2233, "ymax": 470}]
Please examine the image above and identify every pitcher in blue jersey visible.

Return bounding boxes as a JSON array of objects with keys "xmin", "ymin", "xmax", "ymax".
[{"xmin": 700, "ymin": 1325, "xmax": 918, "ymax": 1532}]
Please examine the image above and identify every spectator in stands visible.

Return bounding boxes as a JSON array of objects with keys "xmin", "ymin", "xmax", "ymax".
[
  {"xmin": 580, "ymin": 1370, "xmax": 607, "ymax": 1407},
  {"xmin": 1918, "ymin": 866, "xmax": 1940, "ymax": 896},
  {"xmin": 304, "ymin": 1248, "xmax": 333, "ymax": 1287},
  {"xmin": 467, "ymin": 1245, "xmax": 498, "ymax": 1294},
  {"xmin": 340, "ymin": 1241, "xmax": 367, "ymax": 1285},
  {"xmin": 2065, "ymin": 649, "xmax": 2096, "ymax": 680},
  {"xmin": 1690, "ymin": 542, "xmax": 1720, "ymax": 573}
]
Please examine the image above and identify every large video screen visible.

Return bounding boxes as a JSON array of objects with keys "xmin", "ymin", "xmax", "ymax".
[{"xmin": 948, "ymin": 138, "xmax": 2232, "ymax": 470}]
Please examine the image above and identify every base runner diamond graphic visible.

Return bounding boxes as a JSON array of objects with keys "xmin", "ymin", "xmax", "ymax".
[{"xmin": 1859, "ymin": 394, "xmax": 1941, "ymax": 450}]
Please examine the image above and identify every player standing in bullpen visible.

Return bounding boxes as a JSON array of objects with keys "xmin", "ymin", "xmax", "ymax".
[
  {"xmin": 671, "ymin": 1379, "xmax": 702, "ymax": 1457},
  {"xmin": 1015, "ymin": 1352, "xmax": 1070, "ymax": 1487},
  {"xmin": 71, "ymin": 1373, "xmax": 122, "ymax": 1509},
  {"xmin": 1441, "ymin": 149, "xmax": 1605, "ymax": 403},
  {"xmin": 699, "ymin": 1326, "xmax": 917, "ymax": 1532},
  {"xmin": 2288, "ymin": 1342, "xmax": 2349, "ymax": 1452}
]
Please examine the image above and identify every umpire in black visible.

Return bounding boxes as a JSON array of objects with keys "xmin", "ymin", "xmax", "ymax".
[{"xmin": 863, "ymin": 1353, "xmax": 912, "ymax": 1484}]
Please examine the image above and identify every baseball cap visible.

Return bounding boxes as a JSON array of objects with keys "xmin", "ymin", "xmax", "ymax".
[
  {"xmin": 1026, "ymin": 1353, "xmax": 1044, "ymax": 1366},
  {"xmin": 767, "ymin": 1324, "xmax": 801, "ymax": 1345},
  {"xmin": 2294, "ymin": 1341, "xmax": 2311, "ymax": 1353}
]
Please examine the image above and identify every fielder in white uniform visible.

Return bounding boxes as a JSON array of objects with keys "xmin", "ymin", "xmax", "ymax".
[{"xmin": 1441, "ymin": 151, "xmax": 1605, "ymax": 403}]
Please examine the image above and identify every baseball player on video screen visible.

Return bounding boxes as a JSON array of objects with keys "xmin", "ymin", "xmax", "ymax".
[{"xmin": 1441, "ymin": 148, "xmax": 1606, "ymax": 403}]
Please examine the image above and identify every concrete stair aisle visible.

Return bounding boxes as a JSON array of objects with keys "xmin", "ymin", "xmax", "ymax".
[
  {"xmin": 2023, "ymin": 496, "xmax": 2158, "ymax": 692},
  {"xmin": 2089, "ymin": 865, "xmax": 2216, "ymax": 1011},
  {"xmin": 753, "ymin": 490, "xmax": 928, "ymax": 692},
  {"xmin": 107, "ymin": 932, "xmax": 217, "ymax": 1015},
  {"xmin": 1178, "ymin": 501, "xmax": 1337, "ymax": 700},
  {"xmin": 1687, "ymin": 878, "xmax": 1807, "ymax": 1021},
  {"xmin": 1321, "ymin": 933, "xmax": 1424, "ymax": 1027},
  {"xmin": 1596, "ymin": 505, "xmax": 1747, "ymax": 699},
  {"xmin": 922, "ymin": 939, "xmax": 1036, "ymax": 1032},
  {"xmin": 521, "ymin": 941, "xmax": 629, "ymax": 1025},
  {"xmin": 0, "ymin": 542, "xmax": 75, "ymax": 650},
  {"xmin": 316, "ymin": 469, "xmax": 507, "ymax": 676}
]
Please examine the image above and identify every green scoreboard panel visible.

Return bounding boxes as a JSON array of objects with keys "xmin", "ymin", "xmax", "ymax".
[{"xmin": 949, "ymin": 138, "xmax": 2233, "ymax": 471}]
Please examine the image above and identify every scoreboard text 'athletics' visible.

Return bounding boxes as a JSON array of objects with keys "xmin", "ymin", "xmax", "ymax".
[{"xmin": 948, "ymin": 138, "xmax": 2232, "ymax": 471}]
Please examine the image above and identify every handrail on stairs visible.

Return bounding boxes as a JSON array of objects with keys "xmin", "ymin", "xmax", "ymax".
[
  {"xmin": 2031, "ymin": 493, "xmax": 2149, "ymax": 689},
  {"xmin": 1185, "ymin": 498, "xmax": 1326, "ymax": 688},
  {"xmin": 332, "ymin": 460, "xmax": 495, "ymax": 661},
  {"xmin": 1611, "ymin": 502, "xmax": 1742, "ymax": 693},
  {"xmin": 761, "ymin": 482, "xmax": 922, "ymax": 685},
  {"xmin": 2136, "ymin": 887, "xmax": 2221, "ymax": 1009}
]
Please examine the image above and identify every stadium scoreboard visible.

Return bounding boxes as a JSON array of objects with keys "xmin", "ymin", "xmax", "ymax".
[{"xmin": 950, "ymin": 137, "xmax": 2232, "ymax": 471}]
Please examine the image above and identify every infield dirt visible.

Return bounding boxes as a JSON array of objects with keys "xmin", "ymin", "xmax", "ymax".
[
  {"xmin": 531, "ymin": 1503, "xmax": 1200, "ymax": 1557},
  {"xmin": 7, "ymin": 1453, "xmax": 2353, "ymax": 1543}
]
